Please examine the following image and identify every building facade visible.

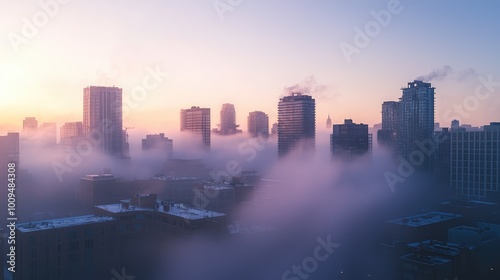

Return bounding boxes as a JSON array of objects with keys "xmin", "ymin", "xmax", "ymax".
[
  {"xmin": 277, "ymin": 93, "xmax": 315, "ymax": 157},
  {"xmin": 218, "ymin": 103, "xmax": 241, "ymax": 135},
  {"xmin": 247, "ymin": 111, "xmax": 269, "ymax": 138},
  {"xmin": 451, "ymin": 122, "xmax": 500, "ymax": 200},
  {"xmin": 180, "ymin": 106, "xmax": 211, "ymax": 150},
  {"xmin": 330, "ymin": 119, "xmax": 369, "ymax": 159},
  {"xmin": 397, "ymin": 81, "xmax": 435, "ymax": 172},
  {"xmin": 83, "ymin": 86, "xmax": 123, "ymax": 157}
]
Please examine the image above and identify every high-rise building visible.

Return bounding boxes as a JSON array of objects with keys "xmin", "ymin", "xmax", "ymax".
[
  {"xmin": 83, "ymin": 86, "xmax": 123, "ymax": 157},
  {"xmin": 277, "ymin": 93, "xmax": 315, "ymax": 157},
  {"xmin": 60, "ymin": 122, "xmax": 84, "ymax": 148},
  {"xmin": 0, "ymin": 133, "xmax": 19, "ymax": 221},
  {"xmin": 377, "ymin": 101, "xmax": 399, "ymax": 148},
  {"xmin": 180, "ymin": 106, "xmax": 211, "ymax": 150},
  {"xmin": 217, "ymin": 103, "xmax": 241, "ymax": 135},
  {"xmin": 22, "ymin": 117, "xmax": 38, "ymax": 135},
  {"xmin": 271, "ymin": 123, "xmax": 278, "ymax": 137},
  {"xmin": 451, "ymin": 122, "xmax": 500, "ymax": 200},
  {"xmin": 142, "ymin": 133, "xmax": 174, "ymax": 158},
  {"xmin": 247, "ymin": 111, "xmax": 269, "ymax": 138},
  {"xmin": 397, "ymin": 80, "xmax": 435, "ymax": 171},
  {"xmin": 326, "ymin": 114, "xmax": 332, "ymax": 129},
  {"xmin": 330, "ymin": 119, "xmax": 369, "ymax": 159}
]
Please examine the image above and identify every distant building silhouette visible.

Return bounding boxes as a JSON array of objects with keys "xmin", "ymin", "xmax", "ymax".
[
  {"xmin": 326, "ymin": 114, "xmax": 332, "ymax": 129},
  {"xmin": 83, "ymin": 86, "xmax": 123, "ymax": 157},
  {"xmin": 216, "ymin": 103, "xmax": 241, "ymax": 135},
  {"xmin": 330, "ymin": 119, "xmax": 369, "ymax": 159},
  {"xmin": 180, "ymin": 106, "xmax": 211, "ymax": 150},
  {"xmin": 22, "ymin": 117, "xmax": 38, "ymax": 137},
  {"xmin": 60, "ymin": 122, "xmax": 84, "ymax": 148},
  {"xmin": 277, "ymin": 93, "xmax": 315, "ymax": 157},
  {"xmin": 142, "ymin": 133, "xmax": 173, "ymax": 158},
  {"xmin": 40, "ymin": 122, "xmax": 57, "ymax": 146},
  {"xmin": 247, "ymin": 111, "xmax": 269, "ymax": 138},
  {"xmin": 377, "ymin": 101, "xmax": 399, "ymax": 148},
  {"xmin": 271, "ymin": 123, "xmax": 278, "ymax": 137},
  {"xmin": 397, "ymin": 80, "xmax": 435, "ymax": 172}
]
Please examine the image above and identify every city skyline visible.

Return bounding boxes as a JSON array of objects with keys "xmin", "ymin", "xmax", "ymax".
[{"xmin": 2, "ymin": 1, "xmax": 500, "ymax": 134}]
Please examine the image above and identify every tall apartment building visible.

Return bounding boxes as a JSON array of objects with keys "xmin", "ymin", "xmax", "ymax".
[
  {"xmin": 451, "ymin": 122, "xmax": 500, "ymax": 200},
  {"xmin": 247, "ymin": 111, "xmax": 269, "ymax": 138},
  {"xmin": 277, "ymin": 93, "xmax": 315, "ymax": 157},
  {"xmin": 83, "ymin": 86, "xmax": 123, "ymax": 157},
  {"xmin": 217, "ymin": 103, "xmax": 241, "ymax": 135},
  {"xmin": 377, "ymin": 101, "xmax": 399, "ymax": 148},
  {"xmin": 330, "ymin": 119, "xmax": 369, "ymax": 159},
  {"xmin": 397, "ymin": 80, "xmax": 435, "ymax": 172},
  {"xmin": 180, "ymin": 106, "xmax": 211, "ymax": 150}
]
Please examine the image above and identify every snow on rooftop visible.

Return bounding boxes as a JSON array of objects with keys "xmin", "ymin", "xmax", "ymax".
[
  {"xmin": 17, "ymin": 215, "xmax": 114, "ymax": 233},
  {"xmin": 388, "ymin": 212, "xmax": 461, "ymax": 227},
  {"xmin": 96, "ymin": 201, "xmax": 225, "ymax": 220}
]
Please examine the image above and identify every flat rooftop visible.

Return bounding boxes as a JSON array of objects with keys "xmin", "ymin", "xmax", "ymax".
[
  {"xmin": 407, "ymin": 240, "xmax": 462, "ymax": 256},
  {"xmin": 387, "ymin": 212, "xmax": 461, "ymax": 227},
  {"xmin": 153, "ymin": 175, "xmax": 199, "ymax": 181},
  {"xmin": 17, "ymin": 215, "xmax": 114, "ymax": 233},
  {"xmin": 96, "ymin": 201, "xmax": 225, "ymax": 220},
  {"xmin": 400, "ymin": 253, "xmax": 451, "ymax": 266},
  {"xmin": 82, "ymin": 174, "xmax": 115, "ymax": 180}
]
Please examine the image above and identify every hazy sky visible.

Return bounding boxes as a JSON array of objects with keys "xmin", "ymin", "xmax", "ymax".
[{"xmin": 1, "ymin": 0, "xmax": 500, "ymax": 135}]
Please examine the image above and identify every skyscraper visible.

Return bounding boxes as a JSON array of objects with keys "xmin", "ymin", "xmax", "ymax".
[
  {"xmin": 377, "ymin": 101, "xmax": 399, "ymax": 148},
  {"xmin": 83, "ymin": 86, "xmax": 123, "ymax": 157},
  {"xmin": 397, "ymin": 80, "xmax": 435, "ymax": 171},
  {"xmin": 277, "ymin": 93, "xmax": 315, "ymax": 157},
  {"xmin": 180, "ymin": 106, "xmax": 211, "ymax": 150},
  {"xmin": 247, "ymin": 111, "xmax": 269, "ymax": 138},
  {"xmin": 326, "ymin": 114, "xmax": 332, "ymax": 129},
  {"xmin": 218, "ymin": 103, "xmax": 241, "ymax": 135},
  {"xmin": 330, "ymin": 119, "xmax": 369, "ymax": 159}
]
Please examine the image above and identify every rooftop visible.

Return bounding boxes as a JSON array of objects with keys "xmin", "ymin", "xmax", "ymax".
[
  {"xmin": 96, "ymin": 201, "xmax": 225, "ymax": 220},
  {"xmin": 407, "ymin": 240, "xmax": 463, "ymax": 256},
  {"xmin": 17, "ymin": 215, "xmax": 114, "ymax": 233},
  {"xmin": 400, "ymin": 253, "xmax": 451, "ymax": 266},
  {"xmin": 153, "ymin": 175, "xmax": 200, "ymax": 181},
  {"xmin": 82, "ymin": 174, "xmax": 115, "ymax": 181},
  {"xmin": 388, "ymin": 212, "xmax": 461, "ymax": 227}
]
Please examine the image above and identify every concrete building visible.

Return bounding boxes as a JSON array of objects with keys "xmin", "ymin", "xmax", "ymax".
[
  {"xmin": 15, "ymin": 216, "xmax": 119, "ymax": 280},
  {"xmin": 397, "ymin": 81, "xmax": 435, "ymax": 172},
  {"xmin": 247, "ymin": 111, "xmax": 269, "ymax": 138},
  {"xmin": 386, "ymin": 212, "xmax": 462, "ymax": 243},
  {"xmin": 83, "ymin": 86, "xmax": 123, "ymax": 157},
  {"xmin": 277, "ymin": 93, "xmax": 315, "ymax": 157},
  {"xmin": 451, "ymin": 122, "xmax": 500, "ymax": 200},
  {"xmin": 180, "ymin": 106, "xmax": 211, "ymax": 150},
  {"xmin": 142, "ymin": 133, "xmax": 173, "ymax": 158},
  {"xmin": 330, "ymin": 119, "xmax": 369, "ymax": 159}
]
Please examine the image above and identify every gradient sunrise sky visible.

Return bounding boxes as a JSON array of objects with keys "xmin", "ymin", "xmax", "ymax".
[{"xmin": 1, "ymin": 0, "xmax": 500, "ymax": 135}]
